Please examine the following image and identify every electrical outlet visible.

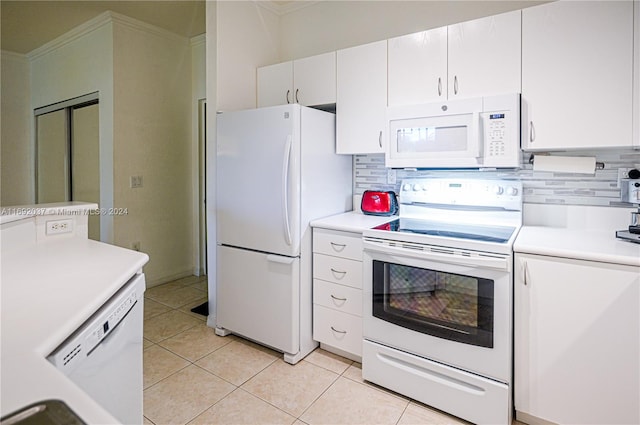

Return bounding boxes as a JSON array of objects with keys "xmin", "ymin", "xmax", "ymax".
[
  {"xmin": 46, "ymin": 219, "xmax": 73, "ymax": 235},
  {"xmin": 618, "ymin": 168, "xmax": 632, "ymax": 188},
  {"xmin": 132, "ymin": 241, "xmax": 141, "ymax": 251},
  {"xmin": 387, "ymin": 169, "xmax": 397, "ymax": 184}
]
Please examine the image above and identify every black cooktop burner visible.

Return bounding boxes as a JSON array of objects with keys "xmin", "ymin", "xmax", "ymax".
[{"xmin": 373, "ymin": 218, "xmax": 516, "ymax": 244}]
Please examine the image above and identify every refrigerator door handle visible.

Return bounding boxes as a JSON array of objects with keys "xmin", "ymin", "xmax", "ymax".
[
  {"xmin": 266, "ymin": 254, "xmax": 296, "ymax": 264},
  {"xmin": 282, "ymin": 135, "xmax": 293, "ymax": 246}
]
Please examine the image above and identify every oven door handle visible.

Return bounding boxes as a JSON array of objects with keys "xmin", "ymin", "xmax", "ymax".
[{"xmin": 364, "ymin": 242, "xmax": 509, "ymax": 271}]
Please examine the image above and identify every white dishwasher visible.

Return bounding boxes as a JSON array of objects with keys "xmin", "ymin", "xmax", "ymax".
[{"xmin": 47, "ymin": 273, "xmax": 145, "ymax": 425}]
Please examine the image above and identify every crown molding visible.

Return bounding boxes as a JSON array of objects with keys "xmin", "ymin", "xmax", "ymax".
[
  {"xmin": 1, "ymin": 50, "xmax": 29, "ymax": 62},
  {"xmin": 27, "ymin": 10, "xmax": 190, "ymax": 61},
  {"xmin": 27, "ymin": 11, "xmax": 113, "ymax": 61},
  {"xmin": 108, "ymin": 11, "xmax": 189, "ymax": 46},
  {"xmin": 257, "ymin": 0, "xmax": 321, "ymax": 16}
]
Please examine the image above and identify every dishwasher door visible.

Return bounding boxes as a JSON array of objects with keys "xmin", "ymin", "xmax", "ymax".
[{"xmin": 48, "ymin": 273, "xmax": 145, "ymax": 425}]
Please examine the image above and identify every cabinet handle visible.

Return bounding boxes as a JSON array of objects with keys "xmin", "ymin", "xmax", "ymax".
[
  {"xmin": 331, "ymin": 326, "xmax": 347, "ymax": 334},
  {"xmin": 286, "ymin": 90, "xmax": 291, "ymax": 104},
  {"xmin": 454, "ymin": 75, "xmax": 458, "ymax": 95},
  {"xmin": 529, "ymin": 121, "xmax": 536, "ymax": 143},
  {"xmin": 330, "ymin": 268, "xmax": 347, "ymax": 279},
  {"xmin": 330, "ymin": 294, "xmax": 347, "ymax": 302},
  {"xmin": 379, "ymin": 130, "xmax": 383, "ymax": 148},
  {"xmin": 437, "ymin": 77, "xmax": 442, "ymax": 96},
  {"xmin": 295, "ymin": 88, "xmax": 299, "ymax": 103},
  {"xmin": 330, "ymin": 242, "xmax": 346, "ymax": 252},
  {"xmin": 523, "ymin": 260, "xmax": 529, "ymax": 286}
]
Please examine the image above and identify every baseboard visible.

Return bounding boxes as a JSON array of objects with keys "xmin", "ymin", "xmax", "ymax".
[{"xmin": 145, "ymin": 269, "xmax": 194, "ymax": 288}]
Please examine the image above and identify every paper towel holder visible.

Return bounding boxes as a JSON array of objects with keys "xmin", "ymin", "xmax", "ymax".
[{"xmin": 528, "ymin": 153, "xmax": 605, "ymax": 170}]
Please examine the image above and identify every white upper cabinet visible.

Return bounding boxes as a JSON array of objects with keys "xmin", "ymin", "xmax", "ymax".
[
  {"xmin": 336, "ymin": 40, "xmax": 387, "ymax": 154},
  {"xmin": 257, "ymin": 52, "xmax": 336, "ymax": 108},
  {"xmin": 293, "ymin": 52, "xmax": 336, "ymax": 107},
  {"xmin": 388, "ymin": 10, "xmax": 521, "ymax": 106},
  {"xmin": 257, "ymin": 62, "xmax": 294, "ymax": 107},
  {"xmin": 521, "ymin": 1, "xmax": 634, "ymax": 151},
  {"xmin": 388, "ymin": 27, "xmax": 447, "ymax": 106},
  {"xmin": 447, "ymin": 10, "xmax": 521, "ymax": 99}
]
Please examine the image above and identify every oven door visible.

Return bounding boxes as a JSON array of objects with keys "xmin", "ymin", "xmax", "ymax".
[{"xmin": 363, "ymin": 238, "xmax": 512, "ymax": 382}]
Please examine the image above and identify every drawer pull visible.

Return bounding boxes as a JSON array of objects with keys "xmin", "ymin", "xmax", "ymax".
[
  {"xmin": 330, "ymin": 268, "xmax": 347, "ymax": 279},
  {"xmin": 330, "ymin": 242, "xmax": 346, "ymax": 252},
  {"xmin": 331, "ymin": 326, "xmax": 347, "ymax": 334},
  {"xmin": 330, "ymin": 294, "xmax": 347, "ymax": 305}
]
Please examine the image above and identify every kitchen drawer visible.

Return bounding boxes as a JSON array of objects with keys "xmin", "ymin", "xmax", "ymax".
[
  {"xmin": 313, "ymin": 279, "xmax": 362, "ymax": 317},
  {"xmin": 313, "ymin": 305, "xmax": 362, "ymax": 357},
  {"xmin": 313, "ymin": 229, "xmax": 363, "ymax": 261},
  {"xmin": 313, "ymin": 253, "xmax": 362, "ymax": 289}
]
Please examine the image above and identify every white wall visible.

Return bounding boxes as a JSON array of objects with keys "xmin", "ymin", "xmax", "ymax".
[
  {"xmin": 216, "ymin": 1, "xmax": 280, "ymax": 111},
  {"xmin": 279, "ymin": 0, "xmax": 548, "ymax": 60},
  {"xmin": 112, "ymin": 16, "xmax": 193, "ymax": 285},
  {"xmin": 1, "ymin": 51, "xmax": 33, "ymax": 206},
  {"xmin": 29, "ymin": 16, "xmax": 115, "ymax": 241}
]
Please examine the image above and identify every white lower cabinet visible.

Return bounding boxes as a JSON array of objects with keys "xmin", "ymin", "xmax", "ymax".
[
  {"xmin": 312, "ymin": 228, "xmax": 364, "ymax": 359},
  {"xmin": 514, "ymin": 253, "xmax": 640, "ymax": 425}
]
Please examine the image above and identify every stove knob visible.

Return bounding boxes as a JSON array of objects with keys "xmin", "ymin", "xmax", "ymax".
[
  {"xmin": 493, "ymin": 185, "xmax": 504, "ymax": 195},
  {"xmin": 413, "ymin": 183, "xmax": 423, "ymax": 191},
  {"xmin": 403, "ymin": 184, "xmax": 412, "ymax": 191},
  {"xmin": 506, "ymin": 186, "xmax": 518, "ymax": 196}
]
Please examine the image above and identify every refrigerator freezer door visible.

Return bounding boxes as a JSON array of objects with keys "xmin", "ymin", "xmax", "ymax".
[
  {"xmin": 216, "ymin": 105, "xmax": 301, "ymax": 257},
  {"xmin": 216, "ymin": 245, "xmax": 300, "ymax": 355}
]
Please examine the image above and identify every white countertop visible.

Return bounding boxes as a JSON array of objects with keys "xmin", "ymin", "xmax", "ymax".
[
  {"xmin": 514, "ymin": 226, "xmax": 640, "ymax": 267},
  {"xmin": 1, "ymin": 227, "xmax": 149, "ymax": 422},
  {"xmin": 311, "ymin": 211, "xmax": 396, "ymax": 234}
]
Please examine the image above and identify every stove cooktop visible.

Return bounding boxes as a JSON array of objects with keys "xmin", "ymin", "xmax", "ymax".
[
  {"xmin": 374, "ymin": 218, "xmax": 517, "ymax": 244},
  {"xmin": 363, "ymin": 178, "xmax": 523, "ymax": 254}
]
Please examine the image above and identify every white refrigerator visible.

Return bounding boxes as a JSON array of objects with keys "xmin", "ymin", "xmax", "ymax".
[{"xmin": 215, "ymin": 104, "xmax": 352, "ymax": 364}]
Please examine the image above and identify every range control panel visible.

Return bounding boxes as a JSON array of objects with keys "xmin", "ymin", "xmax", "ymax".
[{"xmin": 400, "ymin": 178, "xmax": 523, "ymax": 211}]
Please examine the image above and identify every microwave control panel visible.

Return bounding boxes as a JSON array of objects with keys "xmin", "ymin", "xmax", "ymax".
[{"xmin": 481, "ymin": 109, "xmax": 519, "ymax": 168}]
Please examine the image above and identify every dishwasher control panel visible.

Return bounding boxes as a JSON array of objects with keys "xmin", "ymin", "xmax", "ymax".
[{"xmin": 47, "ymin": 273, "xmax": 145, "ymax": 375}]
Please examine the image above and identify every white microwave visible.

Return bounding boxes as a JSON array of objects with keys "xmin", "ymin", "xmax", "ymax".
[{"xmin": 385, "ymin": 93, "xmax": 521, "ymax": 169}]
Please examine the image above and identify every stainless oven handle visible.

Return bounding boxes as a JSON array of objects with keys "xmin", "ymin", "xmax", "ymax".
[{"xmin": 364, "ymin": 242, "xmax": 509, "ymax": 271}]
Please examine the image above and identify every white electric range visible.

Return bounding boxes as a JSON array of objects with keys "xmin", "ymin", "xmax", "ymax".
[{"xmin": 361, "ymin": 177, "xmax": 522, "ymax": 425}]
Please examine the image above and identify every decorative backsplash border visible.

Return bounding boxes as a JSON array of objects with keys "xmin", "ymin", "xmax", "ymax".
[{"xmin": 354, "ymin": 149, "xmax": 640, "ymax": 207}]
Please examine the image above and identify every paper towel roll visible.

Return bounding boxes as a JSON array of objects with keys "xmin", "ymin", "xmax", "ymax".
[{"xmin": 532, "ymin": 155, "xmax": 596, "ymax": 174}]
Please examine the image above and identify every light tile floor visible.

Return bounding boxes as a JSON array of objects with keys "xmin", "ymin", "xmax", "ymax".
[{"xmin": 143, "ymin": 276, "xmax": 519, "ymax": 425}]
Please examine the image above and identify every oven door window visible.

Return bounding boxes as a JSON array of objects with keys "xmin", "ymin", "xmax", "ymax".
[{"xmin": 372, "ymin": 260, "xmax": 494, "ymax": 348}]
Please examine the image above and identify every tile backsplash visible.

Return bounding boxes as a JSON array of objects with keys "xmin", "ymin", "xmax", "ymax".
[{"xmin": 354, "ymin": 149, "xmax": 640, "ymax": 208}]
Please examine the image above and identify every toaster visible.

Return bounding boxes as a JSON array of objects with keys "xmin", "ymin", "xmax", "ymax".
[{"xmin": 361, "ymin": 190, "xmax": 398, "ymax": 216}]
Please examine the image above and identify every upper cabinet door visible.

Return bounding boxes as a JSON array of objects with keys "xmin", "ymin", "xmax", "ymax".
[
  {"xmin": 388, "ymin": 27, "xmax": 447, "ymax": 106},
  {"xmin": 336, "ymin": 40, "xmax": 387, "ymax": 154},
  {"xmin": 293, "ymin": 52, "xmax": 336, "ymax": 107},
  {"xmin": 448, "ymin": 10, "xmax": 521, "ymax": 99},
  {"xmin": 522, "ymin": 1, "xmax": 634, "ymax": 150},
  {"xmin": 257, "ymin": 61, "xmax": 294, "ymax": 107}
]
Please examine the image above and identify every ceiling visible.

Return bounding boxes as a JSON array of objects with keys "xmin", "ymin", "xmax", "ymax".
[{"xmin": 1, "ymin": 1, "xmax": 207, "ymax": 54}]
